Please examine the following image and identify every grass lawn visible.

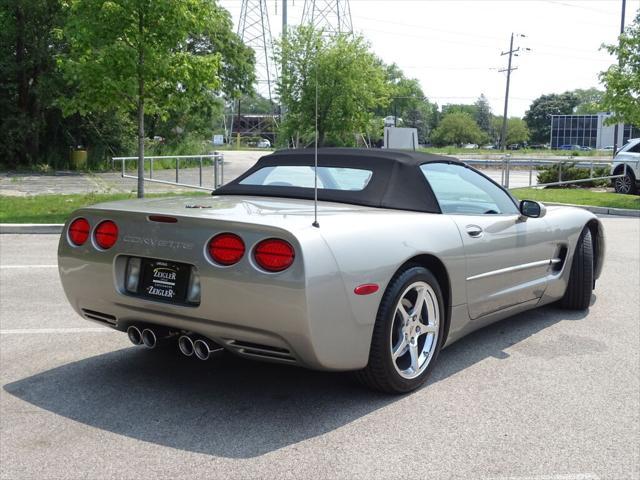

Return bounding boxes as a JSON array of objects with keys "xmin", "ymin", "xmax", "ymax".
[
  {"xmin": 512, "ymin": 188, "xmax": 640, "ymax": 210},
  {"xmin": 0, "ymin": 192, "xmax": 207, "ymax": 224}
]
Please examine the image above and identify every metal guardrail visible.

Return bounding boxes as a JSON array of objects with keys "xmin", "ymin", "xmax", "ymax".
[
  {"xmin": 111, "ymin": 152, "xmax": 626, "ymax": 193},
  {"xmin": 464, "ymin": 156, "xmax": 626, "ymax": 189},
  {"xmin": 112, "ymin": 154, "xmax": 224, "ymax": 191}
]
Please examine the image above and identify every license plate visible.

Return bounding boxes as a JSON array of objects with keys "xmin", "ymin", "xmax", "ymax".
[{"xmin": 139, "ymin": 259, "xmax": 190, "ymax": 303}]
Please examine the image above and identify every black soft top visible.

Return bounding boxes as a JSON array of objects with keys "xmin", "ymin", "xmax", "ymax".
[{"xmin": 214, "ymin": 148, "xmax": 465, "ymax": 213}]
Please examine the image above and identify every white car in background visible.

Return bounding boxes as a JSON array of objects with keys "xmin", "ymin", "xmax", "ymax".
[{"xmin": 611, "ymin": 138, "xmax": 640, "ymax": 194}]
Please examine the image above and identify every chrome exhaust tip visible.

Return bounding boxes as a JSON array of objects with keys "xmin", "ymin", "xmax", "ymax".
[
  {"xmin": 127, "ymin": 326, "xmax": 142, "ymax": 346},
  {"xmin": 193, "ymin": 339, "xmax": 210, "ymax": 360},
  {"xmin": 193, "ymin": 338, "xmax": 223, "ymax": 361},
  {"xmin": 141, "ymin": 329, "xmax": 157, "ymax": 349},
  {"xmin": 178, "ymin": 335, "xmax": 194, "ymax": 357}
]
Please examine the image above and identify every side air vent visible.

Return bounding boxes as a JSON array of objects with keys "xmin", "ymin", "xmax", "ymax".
[
  {"xmin": 552, "ymin": 246, "xmax": 568, "ymax": 272},
  {"xmin": 224, "ymin": 339, "xmax": 296, "ymax": 363},
  {"xmin": 81, "ymin": 309, "xmax": 117, "ymax": 326}
]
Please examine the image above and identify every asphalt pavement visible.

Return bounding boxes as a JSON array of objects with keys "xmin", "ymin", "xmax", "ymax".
[{"xmin": 0, "ymin": 217, "xmax": 639, "ymax": 479}]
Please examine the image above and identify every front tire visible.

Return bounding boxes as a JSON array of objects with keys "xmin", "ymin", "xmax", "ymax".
[
  {"xmin": 560, "ymin": 227, "xmax": 594, "ymax": 310},
  {"xmin": 356, "ymin": 266, "xmax": 445, "ymax": 394},
  {"xmin": 613, "ymin": 168, "xmax": 637, "ymax": 194}
]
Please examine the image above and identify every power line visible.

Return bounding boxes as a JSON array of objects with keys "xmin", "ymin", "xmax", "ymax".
[
  {"xmin": 544, "ymin": 0, "xmax": 620, "ymax": 16},
  {"xmin": 363, "ymin": 26, "xmax": 614, "ymax": 63},
  {"xmin": 357, "ymin": 13, "xmax": 615, "ymax": 54}
]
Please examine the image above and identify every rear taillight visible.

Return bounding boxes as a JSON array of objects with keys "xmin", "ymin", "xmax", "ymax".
[
  {"xmin": 68, "ymin": 218, "xmax": 90, "ymax": 246},
  {"xmin": 208, "ymin": 233, "xmax": 245, "ymax": 266},
  {"xmin": 254, "ymin": 239, "xmax": 295, "ymax": 272},
  {"xmin": 94, "ymin": 220, "xmax": 118, "ymax": 249}
]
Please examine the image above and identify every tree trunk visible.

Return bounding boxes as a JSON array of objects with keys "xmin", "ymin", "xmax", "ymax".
[{"xmin": 137, "ymin": 11, "xmax": 145, "ymax": 198}]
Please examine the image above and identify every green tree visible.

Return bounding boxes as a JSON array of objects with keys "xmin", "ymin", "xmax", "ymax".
[
  {"xmin": 385, "ymin": 64, "xmax": 423, "ymax": 119},
  {"xmin": 276, "ymin": 26, "xmax": 390, "ymax": 147},
  {"xmin": 238, "ymin": 93, "xmax": 276, "ymax": 115},
  {"xmin": 403, "ymin": 102, "xmax": 439, "ymax": 144},
  {"xmin": 599, "ymin": 12, "xmax": 640, "ymax": 127},
  {"xmin": 60, "ymin": 0, "xmax": 252, "ymax": 196},
  {"xmin": 381, "ymin": 64, "xmax": 438, "ymax": 143},
  {"xmin": 474, "ymin": 94, "xmax": 493, "ymax": 136},
  {"xmin": 492, "ymin": 117, "xmax": 530, "ymax": 146},
  {"xmin": 524, "ymin": 92, "xmax": 579, "ymax": 143},
  {"xmin": 441, "ymin": 103, "xmax": 478, "ymax": 117},
  {"xmin": 570, "ymin": 87, "xmax": 604, "ymax": 114},
  {"xmin": 0, "ymin": 0, "xmax": 66, "ymax": 167},
  {"xmin": 430, "ymin": 112, "xmax": 486, "ymax": 146}
]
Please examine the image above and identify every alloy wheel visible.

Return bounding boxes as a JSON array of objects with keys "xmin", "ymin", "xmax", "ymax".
[
  {"xmin": 615, "ymin": 175, "xmax": 632, "ymax": 194},
  {"xmin": 389, "ymin": 281, "xmax": 440, "ymax": 379}
]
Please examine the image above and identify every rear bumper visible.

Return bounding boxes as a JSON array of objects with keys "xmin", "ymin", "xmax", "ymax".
[{"xmin": 57, "ymin": 212, "xmax": 376, "ymax": 371}]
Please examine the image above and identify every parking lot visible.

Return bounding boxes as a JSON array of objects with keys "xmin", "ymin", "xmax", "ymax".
[{"xmin": 1, "ymin": 216, "xmax": 638, "ymax": 479}]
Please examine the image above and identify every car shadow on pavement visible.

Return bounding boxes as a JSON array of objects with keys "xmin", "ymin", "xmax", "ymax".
[{"xmin": 3, "ymin": 302, "xmax": 593, "ymax": 458}]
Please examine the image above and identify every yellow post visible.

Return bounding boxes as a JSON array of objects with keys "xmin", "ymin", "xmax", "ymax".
[{"xmin": 236, "ymin": 133, "xmax": 241, "ymax": 149}]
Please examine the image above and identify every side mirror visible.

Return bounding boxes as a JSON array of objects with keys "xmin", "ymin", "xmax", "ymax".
[{"xmin": 520, "ymin": 200, "xmax": 546, "ymax": 218}]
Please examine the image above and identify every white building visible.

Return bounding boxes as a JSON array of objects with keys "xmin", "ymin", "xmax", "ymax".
[{"xmin": 549, "ymin": 112, "xmax": 639, "ymax": 149}]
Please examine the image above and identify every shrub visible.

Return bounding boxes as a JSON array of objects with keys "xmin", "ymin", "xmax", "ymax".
[{"xmin": 537, "ymin": 162, "xmax": 610, "ymax": 187}]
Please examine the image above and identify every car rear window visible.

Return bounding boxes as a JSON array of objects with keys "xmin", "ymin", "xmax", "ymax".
[{"xmin": 239, "ymin": 166, "xmax": 373, "ymax": 191}]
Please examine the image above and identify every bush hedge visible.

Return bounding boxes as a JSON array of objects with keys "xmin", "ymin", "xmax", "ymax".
[{"xmin": 537, "ymin": 162, "xmax": 610, "ymax": 188}]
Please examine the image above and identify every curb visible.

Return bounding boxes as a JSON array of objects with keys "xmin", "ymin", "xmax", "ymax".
[
  {"xmin": 544, "ymin": 203, "xmax": 640, "ymax": 217},
  {"xmin": 0, "ymin": 224, "xmax": 64, "ymax": 234}
]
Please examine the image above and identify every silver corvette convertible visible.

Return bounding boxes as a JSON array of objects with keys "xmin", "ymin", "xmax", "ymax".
[{"xmin": 58, "ymin": 149, "xmax": 605, "ymax": 393}]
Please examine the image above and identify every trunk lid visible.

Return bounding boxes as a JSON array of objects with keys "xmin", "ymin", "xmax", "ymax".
[{"xmin": 87, "ymin": 195, "xmax": 377, "ymax": 232}]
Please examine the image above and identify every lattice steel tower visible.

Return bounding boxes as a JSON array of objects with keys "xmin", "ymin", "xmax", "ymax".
[
  {"xmin": 237, "ymin": 0, "xmax": 278, "ymax": 103},
  {"xmin": 302, "ymin": 0, "xmax": 353, "ymax": 35}
]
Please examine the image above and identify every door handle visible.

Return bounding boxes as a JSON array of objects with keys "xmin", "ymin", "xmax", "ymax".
[{"xmin": 465, "ymin": 225, "xmax": 483, "ymax": 238}]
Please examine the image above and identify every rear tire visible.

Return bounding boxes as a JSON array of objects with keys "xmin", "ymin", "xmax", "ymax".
[
  {"xmin": 356, "ymin": 266, "xmax": 445, "ymax": 394},
  {"xmin": 560, "ymin": 227, "xmax": 594, "ymax": 310}
]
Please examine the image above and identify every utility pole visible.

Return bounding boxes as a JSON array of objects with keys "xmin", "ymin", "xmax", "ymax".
[
  {"xmin": 302, "ymin": 0, "xmax": 354, "ymax": 36},
  {"xmin": 612, "ymin": 0, "xmax": 626, "ymax": 157},
  {"xmin": 499, "ymin": 33, "xmax": 518, "ymax": 151},
  {"xmin": 282, "ymin": 0, "xmax": 287, "ymax": 38}
]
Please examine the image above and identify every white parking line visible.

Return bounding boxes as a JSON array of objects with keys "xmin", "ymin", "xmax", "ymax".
[
  {"xmin": 0, "ymin": 327, "xmax": 115, "ymax": 335},
  {"xmin": 0, "ymin": 264, "xmax": 57, "ymax": 269}
]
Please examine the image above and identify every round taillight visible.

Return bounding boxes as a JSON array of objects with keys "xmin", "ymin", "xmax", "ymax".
[
  {"xmin": 94, "ymin": 220, "xmax": 118, "ymax": 249},
  {"xmin": 208, "ymin": 233, "xmax": 245, "ymax": 266},
  {"xmin": 254, "ymin": 239, "xmax": 295, "ymax": 272},
  {"xmin": 68, "ymin": 218, "xmax": 90, "ymax": 246}
]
